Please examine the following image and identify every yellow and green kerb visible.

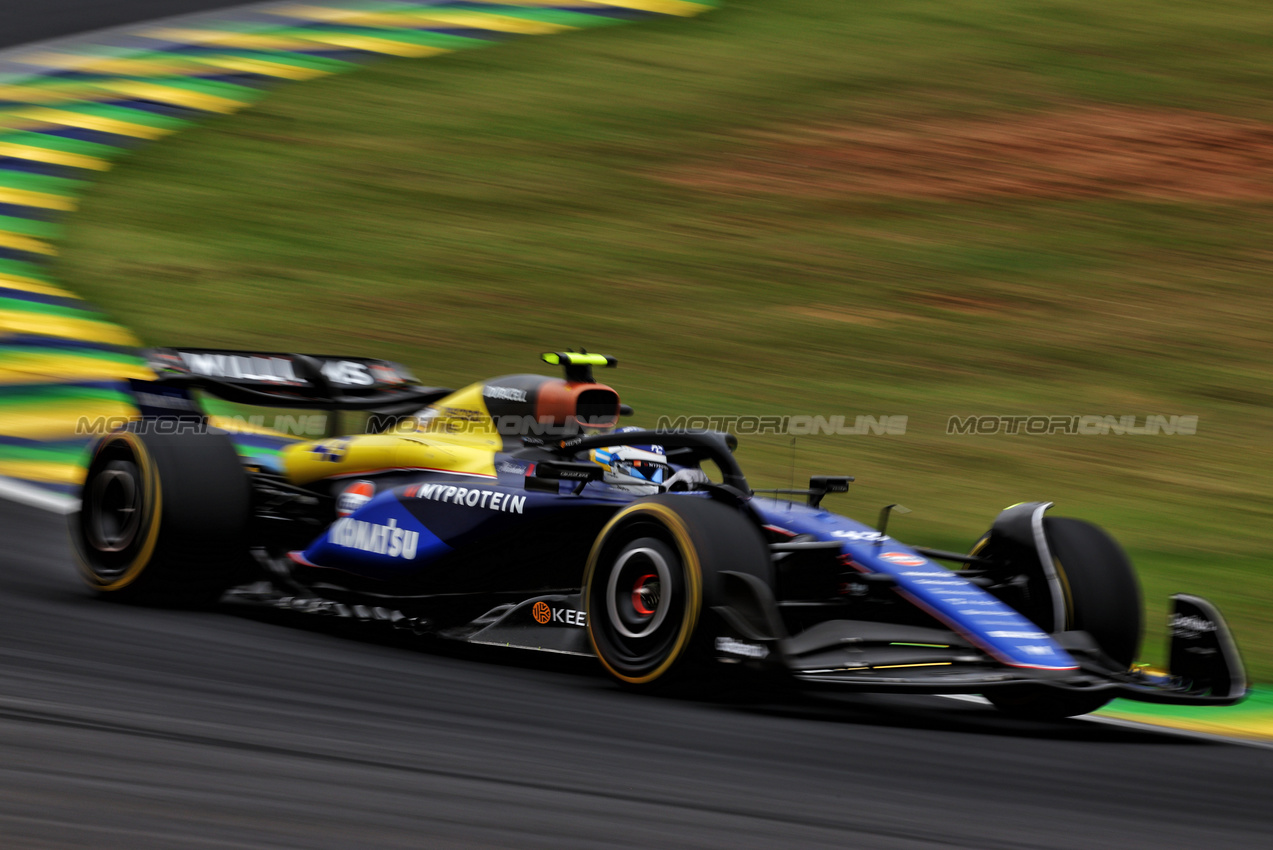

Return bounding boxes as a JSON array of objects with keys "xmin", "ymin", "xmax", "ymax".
[{"xmin": 0, "ymin": 0, "xmax": 720, "ymax": 495}]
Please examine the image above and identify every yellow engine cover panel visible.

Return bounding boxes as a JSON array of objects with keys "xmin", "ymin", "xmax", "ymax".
[{"xmin": 282, "ymin": 433, "xmax": 497, "ymax": 485}]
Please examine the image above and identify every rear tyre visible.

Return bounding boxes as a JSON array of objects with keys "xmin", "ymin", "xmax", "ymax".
[
  {"xmin": 980, "ymin": 517, "xmax": 1142, "ymax": 719},
  {"xmin": 72, "ymin": 425, "xmax": 251, "ymax": 606},
  {"xmin": 583, "ymin": 495, "xmax": 771, "ymax": 688}
]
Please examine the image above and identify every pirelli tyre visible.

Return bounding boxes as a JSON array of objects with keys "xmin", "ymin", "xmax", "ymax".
[
  {"xmin": 72, "ymin": 425, "xmax": 251, "ymax": 606},
  {"xmin": 582, "ymin": 495, "xmax": 772, "ymax": 689},
  {"xmin": 975, "ymin": 516, "xmax": 1142, "ymax": 719}
]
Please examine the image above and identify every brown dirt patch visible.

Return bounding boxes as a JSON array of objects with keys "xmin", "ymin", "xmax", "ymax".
[
  {"xmin": 785, "ymin": 305, "xmax": 913, "ymax": 325},
  {"xmin": 668, "ymin": 107, "xmax": 1273, "ymax": 201},
  {"xmin": 907, "ymin": 292, "xmax": 1011, "ymax": 314}
]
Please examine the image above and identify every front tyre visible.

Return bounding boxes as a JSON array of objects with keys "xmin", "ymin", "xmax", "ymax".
[
  {"xmin": 583, "ymin": 496, "xmax": 771, "ymax": 688},
  {"xmin": 981, "ymin": 516, "xmax": 1142, "ymax": 719},
  {"xmin": 73, "ymin": 425, "xmax": 251, "ymax": 606}
]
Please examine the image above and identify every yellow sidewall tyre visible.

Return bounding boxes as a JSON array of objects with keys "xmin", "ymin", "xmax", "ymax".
[
  {"xmin": 583, "ymin": 495, "xmax": 770, "ymax": 689},
  {"xmin": 72, "ymin": 424, "xmax": 251, "ymax": 606}
]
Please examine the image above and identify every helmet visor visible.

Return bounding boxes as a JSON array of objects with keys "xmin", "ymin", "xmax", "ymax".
[{"xmin": 612, "ymin": 457, "xmax": 671, "ymax": 485}]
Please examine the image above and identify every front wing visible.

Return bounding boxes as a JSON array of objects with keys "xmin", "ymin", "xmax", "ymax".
[
  {"xmin": 709, "ymin": 586, "xmax": 1247, "ymax": 706},
  {"xmin": 228, "ymin": 578, "xmax": 1245, "ymax": 707}
]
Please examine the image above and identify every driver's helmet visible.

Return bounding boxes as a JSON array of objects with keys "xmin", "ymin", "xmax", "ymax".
[{"xmin": 590, "ymin": 428, "xmax": 671, "ymax": 494}]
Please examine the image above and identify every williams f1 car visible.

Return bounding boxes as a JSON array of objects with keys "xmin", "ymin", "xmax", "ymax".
[{"xmin": 72, "ymin": 349, "xmax": 1247, "ymax": 719}]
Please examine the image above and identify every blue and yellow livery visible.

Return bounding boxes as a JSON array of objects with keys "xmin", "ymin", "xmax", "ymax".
[{"xmin": 69, "ymin": 349, "xmax": 1247, "ymax": 719}]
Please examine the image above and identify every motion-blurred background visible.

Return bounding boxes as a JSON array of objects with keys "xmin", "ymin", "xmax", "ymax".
[{"xmin": 30, "ymin": 0, "xmax": 1268, "ymax": 677}]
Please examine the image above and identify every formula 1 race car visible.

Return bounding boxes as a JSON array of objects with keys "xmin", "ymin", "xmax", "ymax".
[{"xmin": 72, "ymin": 349, "xmax": 1247, "ymax": 719}]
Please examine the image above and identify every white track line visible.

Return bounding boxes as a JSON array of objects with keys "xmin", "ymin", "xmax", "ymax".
[
  {"xmin": 0, "ymin": 476, "xmax": 78, "ymax": 515},
  {"xmin": 0, "ymin": 1, "xmax": 291, "ymax": 75},
  {"xmin": 0, "ymin": 0, "xmax": 454, "ymax": 76},
  {"xmin": 938, "ymin": 694, "xmax": 1272, "ymax": 750},
  {"xmin": 1082, "ymin": 713, "xmax": 1273, "ymax": 751},
  {"xmin": 0, "ymin": 3, "xmax": 313, "ymax": 505}
]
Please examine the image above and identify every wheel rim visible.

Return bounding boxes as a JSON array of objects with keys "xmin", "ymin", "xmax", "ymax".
[
  {"xmin": 584, "ymin": 503, "xmax": 707, "ymax": 685},
  {"xmin": 589, "ymin": 533, "xmax": 689, "ymax": 678},
  {"xmin": 86, "ymin": 460, "xmax": 142, "ymax": 555},
  {"xmin": 606, "ymin": 547, "xmax": 672, "ymax": 639}
]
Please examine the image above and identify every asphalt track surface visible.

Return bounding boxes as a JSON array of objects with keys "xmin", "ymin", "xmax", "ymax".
[
  {"xmin": 2, "ymin": 2, "xmax": 1271, "ymax": 847},
  {"xmin": 0, "ymin": 1, "xmax": 256, "ymax": 49},
  {"xmin": 3, "ymin": 498, "xmax": 1272, "ymax": 848}
]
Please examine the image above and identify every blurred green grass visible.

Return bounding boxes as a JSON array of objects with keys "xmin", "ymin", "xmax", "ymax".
[{"xmin": 56, "ymin": 1, "xmax": 1273, "ymax": 678}]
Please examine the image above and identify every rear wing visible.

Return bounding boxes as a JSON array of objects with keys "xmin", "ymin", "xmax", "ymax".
[{"xmin": 138, "ymin": 347, "xmax": 450, "ymax": 415}]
